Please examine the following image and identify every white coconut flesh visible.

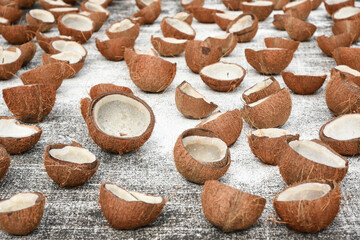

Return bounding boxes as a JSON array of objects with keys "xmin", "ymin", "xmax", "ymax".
[
  {"xmin": 80, "ymin": 11, "xmax": 91, "ymax": 16},
  {"xmin": 50, "ymin": 7, "xmax": 78, "ymax": 12},
  {"xmin": 174, "ymin": 12, "xmax": 190, "ymax": 21},
  {"xmin": 201, "ymin": 63, "xmax": 245, "ymax": 81},
  {"xmin": 335, "ymin": 65, "xmax": 360, "ymax": 76},
  {"xmin": 29, "ymin": 9, "xmax": 55, "ymax": 23},
  {"xmin": 181, "ymin": 0, "xmax": 195, "ymax": 4},
  {"xmin": 93, "ymin": 94, "xmax": 151, "ymax": 138},
  {"xmin": 229, "ymin": 15, "xmax": 254, "ymax": 33},
  {"xmin": 213, "ymin": 33, "xmax": 231, "ymax": 40},
  {"xmin": 289, "ymin": 140, "xmax": 346, "ymax": 168},
  {"xmin": 105, "ymin": 184, "xmax": 163, "ymax": 204},
  {"xmin": 162, "ymin": 37, "xmax": 187, "ymax": 44},
  {"xmin": 243, "ymin": 79, "xmax": 273, "ymax": 96},
  {"xmin": 247, "ymin": 95, "xmax": 271, "ymax": 107},
  {"xmin": 325, "ymin": 0, "xmax": 348, "ymax": 5},
  {"xmin": 51, "ymin": 51, "xmax": 82, "ymax": 64},
  {"xmin": 0, "ymin": 119, "xmax": 38, "ymax": 138},
  {"xmin": 200, "ymin": 111, "xmax": 222, "ymax": 125},
  {"xmin": 49, "ymin": 146, "xmax": 96, "ymax": 164},
  {"xmin": 0, "ymin": 17, "xmax": 8, "ymax": 24},
  {"xmin": 215, "ymin": 13, "xmax": 238, "ymax": 20},
  {"xmin": 61, "ymin": 14, "xmax": 93, "ymax": 31},
  {"xmin": 242, "ymin": 1, "xmax": 273, "ymax": 6},
  {"xmin": 285, "ymin": 0, "xmax": 307, "ymax": 8},
  {"xmin": 333, "ymin": 7, "xmax": 360, "ymax": 19},
  {"xmin": 84, "ymin": 2, "xmax": 109, "ymax": 15},
  {"xmin": 0, "ymin": 48, "xmax": 21, "ymax": 65},
  {"xmin": 140, "ymin": 0, "xmax": 157, "ymax": 5},
  {"xmin": 277, "ymin": 183, "xmax": 331, "ymax": 201},
  {"xmin": 183, "ymin": 136, "xmax": 227, "ymax": 163},
  {"xmin": 165, "ymin": 18, "xmax": 194, "ymax": 35},
  {"xmin": 44, "ymin": 0, "xmax": 68, "ymax": 6},
  {"xmin": 52, "ymin": 40, "xmax": 86, "ymax": 57},
  {"xmin": 180, "ymin": 82, "xmax": 210, "ymax": 103},
  {"xmin": 0, "ymin": 193, "xmax": 38, "ymax": 213},
  {"xmin": 323, "ymin": 114, "xmax": 360, "ymax": 140},
  {"xmin": 134, "ymin": 48, "xmax": 157, "ymax": 56},
  {"xmin": 89, "ymin": 0, "xmax": 106, "ymax": 4},
  {"xmin": 108, "ymin": 19, "xmax": 134, "ymax": 33},
  {"xmin": 253, "ymin": 128, "xmax": 292, "ymax": 138}
]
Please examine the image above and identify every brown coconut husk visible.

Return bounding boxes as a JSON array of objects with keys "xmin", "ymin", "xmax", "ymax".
[
  {"xmin": 44, "ymin": 142, "xmax": 99, "ymax": 187},
  {"xmin": 0, "ymin": 192, "xmax": 45, "ymax": 235},
  {"xmin": 241, "ymin": 1, "xmax": 274, "ymax": 21},
  {"xmin": 181, "ymin": 0, "xmax": 204, "ymax": 10},
  {"xmin": 281, "ymin": 71, "xmax": 327, "ymax": 95},
  {"xmin": 204, "ymin": 33, "xmax": 237, "ymax": 57},
  {"xmin": 136, "ymin": 0, "xmax": 160, "ymax": 9},
  {"xmin": 173, "ymin": 11, "xmax": 193, "ymax": 25},
  {"xmin": 25, "ymin": 11, "xmax": 55, "ymax": 33},
  {"xmin": 213, "ymin": 12, "xmax": 237, "ymax": 31},
  {"xmin": 311, "ymin": 0, "xmax": 323, "ymax": 9},
  {"xmin": 39, "ymin": 0, "xmax": 70, "ymax": 10},
  {"xmin": 332, "ymin": 6, "xmax": 360, "ymax": 22},
  {"xmin": 49, "ymin": 7, "xmax": 80, "ymax": 20},
  {"xmin": 0, "ymin": 4, "xmax": 22, "ymax": 23},
  {"xmin": 202, "ymin": 180, "xmax": 266, "ymax": 232},
  {"xmin": 264, "ymin": 37, "xmax": 300, "ymax": 52},
  {"xmin": 160, "ymin": 17, "xmax": 195, "ymax": 40},
  {"xmin": 283, "ymin": 0, "xmax": 312, "ymax": 21},
  {"xmin": 226, "ymin": 13, "xmax": 258, "ymax": 42},
  {"xmin": 332, "ymin": 47, "xmax": 360, "ymax": 71},
  {"xmin": 133, "ymin": 1, "xmax": 161, "ymax": 24},
  {"xmin": 35, "ymin": 31, "xmax": 73, "ymax": 53},
  {"xmin": 190, "ymin": 7, "xmax": 224, "ymax": 23},
  {"xmin": 124, "ymin": 48, "xmax": 158, "ymax": 69},
  {"xmin": 332, "ymin": 19, "xmax": 360, "ymax": 43},
  {"xmin": 242, "ymin": 77, "xmax": 281, "ymax": 104},
  {"xmin": 0, "ymin": 25, "xmax": 37, "ymax": 44},
  {"xmin": 57, "ymin": 14, "xmax": 94, "ymax": 43},
  {"xmin": 106, "ymin": 19, "xmax": 140, "ymax": 40},
  {"xmin": 80, "ymin": 10, "xmax": 108, "ymax": 32},
  {"xmin": 0, "ymin": 145, "xmax": 11, "ymax": 179},
  {"xmin": 324, "ymin": 0, "xmax": 354, "ymax": 15},
  {"xmin": 273, "ymin": 179, "xmax": 341, "ymax": 233},
  {"xmin": 151, "ymin": 36, "xmax": 187, "ymax": 57},
  {"xmin": 283, "ymin": 16, "xmax": 316, "ymax": 41},
  {"xmin": 222, "ymin": 0, "xmax": 251, "ymax": 10},
  {"xmin": 96, "ymin": 37, "xmax": 135, "ymax": 61},
  {"xmin": 316, "ymin": 33, "xmax": 353, "ymax": 57},
  {"xmin": 89, "ymin": 84, "xmax": 133, "ymax": 99},
  {"xmin": 272, "ymin": 14, "xmax": 288, "ymax": 30},
  {"xmin": 0, "ymin": 47, "xmax": 23, "ymax": 80},
  {"xmin": 18, "ymin": 41, "xmax": 36, "ymax": 66},
  {"xmin": 42, "ymin": 53, "xmax": 84, "ymax": 78}
]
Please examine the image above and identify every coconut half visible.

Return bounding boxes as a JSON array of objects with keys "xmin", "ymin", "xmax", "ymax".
[
  {"xmin": 39, "ymin": 0, "xmax": 70, "ymax": 10},
  {"xmin": 0, "ymin": 47, "xmax": 22, "ymax": 80},
  {"xmin": 50, "ymin": 40, "xmax": 87, "ymax": 57},
  {"xmin": 0, "ymin": 145, "xmax": 11, "ymax": 180},
  {"xmin": 96, "ymin": 37, "xmax": 135, "ymax": 61},
  {"xmin": 204, "ymin": 33, "xmax": 237, "ymax": 57},
  {"xmin": 124, "ymin": 48, "xmax": 158, "ymax": 69},
  {"xmin": 133, "ymin": 1, "xmax": 161, "ymax": 24},
  {"xmin": 332, "ymin": 6, "xmax": 360, "ymax": 22},
  {"xmin": 175, "ymin": 81, "xmax": 218, "ymax": 119},
  {"xmin": 281, "ymin": 71, "xmax": 327, "ymax": 95},
  {"xmin": 151, "ymin": 36, "xmax": 187, "ymax": 57},
  {"xmin": 42, "ymin": 52, "xmax": 84, "ymax": 78},
  {"xmin": 36, "ymin": 32, "xmax": 73, "ymax": 53},
  {"xmin": 283, "ymin": 0, "xmax": 312, "ymax": 20},
  {"xmin": 332, "ymin": 19, "xmax": 360, "ymax": 43},
  {"xmin": 181, "ymin": 0, "xmax": 204, "ymax": 9},
  {"xmin": 161, "ymin": 17, "xmax": 196, "ymax": 40},
  {"xmin": 106, "ymin": 19, "xmax": 140, "ymax": 40},
  {"xmin": 274, "ymin": 179, "xmax": 341, "ymax": 233},
  {"xmin": 283, "ymin": 16, "xmax": 316, "ymax": 41},
  {"xmin": 58, "ymin": 13, "xmax": 94, "ymax": 43},
  {"xmin": 242, "ymin": 77, "xmax": 281, "ymax": 104},
  {"xmin": 222, "ymin": 0, "xmax": 250, "ymax": 10},
  {"xmin": 26, "ymin": 9, "xmax": 55, "ymax": 33},
  {"xmin": 227, "ymin": 13, "xmax": 258, "ymax": 42},
  {"xmin": 316, "ymin": 33, "xmax": 353, "ymax": 57},
  {"xmin": 49, "ymin": 7, "xmax": 79, "ymax": 19},
  {"xmin": 83, "ymin": 1, "xmax": 110, "ymax": 15},
  {"xmin": 89, "ymin": 84, "xmax": 133, "ymax": 99},
  {"xmin": 324, "ymin": 0, "xmax": 354, "ymax": 15},
  {"xmin": 264, "ymin": 37, "xmax": 300, "ymax": 52},
  {"xmin": 332, "ymin": 47, "xmax": 360, "ymax": 71},
  {"xmin": 190, "ymin": 7, "xmax": 224, "ymax": 23},
  {"xmin": 0, "ymin": 25, "xmax": 38, "ymax": 45},
  {"xmin": 173, "ymin": 11, "xmax": 193, "ymax": 25},
  {"xmin": 0, "ymin": 5, "xmax": 23, "ymax": 24},
  {"xmin": 213, "ymin": 12, "xmax": 238, "ymax": 31},
  {"xmin": 241, "ymin": 1, "xmax": 274, "ymax": 21}
]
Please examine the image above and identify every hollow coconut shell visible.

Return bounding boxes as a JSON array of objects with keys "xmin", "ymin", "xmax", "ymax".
[
  {"xmin": 331, "ymin": 6, "xmax": 360, "ymax": 23},
  {"xmin": 204, "ymin": 33, "xmax": 237, "ymax": 57},
  {"xmin": 160, "ymin": 17, "xmax": 195, "ymax": 40},
  {"xmin": 26, "ymin": 11, "xmax": 55, "ymax": 33},
  {"xmin": 324, "ymin": 0, "xmax": 354, "ymax": 15},
  {"xmin": 283, "ymin": 0, "xmax": 312, "ymax": 21},
  {"xmin": 319, "ymin": 113, "xmax": 360, "ymax": 155},
  {"xmin": 213, "ymin": 12, "xmax": 237, "ymax": 31},
  {"xmin": 283, "ymin": 16, "xmax": 316, "ymax": 41},
  {"xmin": 222, "ymin": 0, "xmax": 251, "ymax": 10},
  {"xmin": 244, "ymin": 48, "xmax": 294, "ymax": 75},
  {"xmin": 173, "ymin": 11, "xmax": 193, "ymax": 25},
  {"xmin": 35, "ymin": 32, "xmax": 73, "ymax": 53},
  {"xmin": 0, "ymin": 47, "xmax": 23, "ymax": 80},
  {"xmin": 129, "ymin": 54, "xmax": 176, "ymax": 92},
  {"xmin": 311, "ymin": 0, "xmax": 323, "ymax": 9},
  {"xmin": 0, "ymin": 25, "xmax": 37, "ymax": 44},
  {"xmin": 106, "ymin": 19, "xmax": 140, "ymax": 40},
  {"xmin": 279, "ymin": 139, "xmax": 348, "ymax": 185},
  {"xmin": 332, "ymin": 19, "xmax": 360, "ymax": 43},
  {"xmin": 273, "ymin": 179, "xmax": 341, "ymax": 233},
  {"xmin": 80, "ymin": 10, "xmax": 108, "ymax": 32},
  {"xmin": 99, "ymin": 183, "xmax": 166, "ymax": 229},
  {"xmin": 190, "ymin": 7, "xmax": 224, "ymax": 23},
  {"xmin": 96, "ymin": 37, "xmax": 135, "ymax": 61},
  {"xmin": 0, "ymin": 4, "xmax": 22, "ymax": 23},
  {"xmin": 181, "ymin": 0, "xmax": 204, "ymax": 10},
  {"xmin": 133, "ymin": 1, "xmax": 161, "ymax": 25},
  {"xmin": 202, "ymin": 180, "xmax": 266, "ymax": 232},
  {"xmin": 332, "ymin": 47, "xmax": 360, "ymax": 71},
  {"xmin": 272, "ymin": 14, "xmax": 288, "ymax": 30},
  {"xmin": 242, "ymin": 77, "xmax": 281, "ymax": 104},
  {"xmin": 3, "ymin": 84, "xmax": 56, "ymax": 123},
  {"xmin": 42, "ymin": 53, "xmax": 84, "ymax": 78},
  {"xmin": 184, "ymin": 40, "xmax": 222, "ymax": 73},
  {"xmin": 173, "ymin": 128, "xmax": 231, "ymax": 184},
  {"xmin": 226, "ymin": 13, "xmax": 258, "ymax": 43},
  {"xmin": 0, "ymin": 145, "xmax": 11, "ymax": 179},
  {"xmin": 57, "ymin": 14, "xmax": 94, "ymax": 43},
  {"xmin": 175, "ymin": 81, "xmax": 218, "ymax": 119},
  {"xmin": 151, "ymin": 36, "xmax": 187, "ymax": 57},
  {"xmin": 196, "ymin": 109, "xmax": 243, "ymax": 146},
  {"xmin": 281, "ymin": 71, "xmax": 327, "ymax": 95},
  {"xmin": 316, "ymin": 33, "xmax": 353, "ymax": 57},
  {"xmin": 264, "ymin": 37, "xmax": 300, "ymax": 52},
  {"xmin": 242, "ymin": 88, "xmax": 292, "ymax": 129},
  {"xmin": 241, "ymin": 1, "xmax": 274, "ymax": 21},
  {"xmin": 18, "ymin": 41, "xmax": 36, "ymax": 66},
  {"xmin": 247, "ymin": 128, "xmax": 299, "ymax": 165},
  {"xmin": 89, "ymin": 84, "xmax": 133, "ymax": 99},
  {"xmin": 124, "ymin": 48, "xmax": 158, "ymax": 69},
  {"xmin": 44, "ymin": 142, "xmax": 99, "ymax": 187},
  {"xmin": 80, "ymin": 91, "xmax": 155, "ymax": 155}
]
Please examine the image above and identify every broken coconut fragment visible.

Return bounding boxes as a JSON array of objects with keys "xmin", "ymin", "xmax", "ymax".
[
  {"xmin": 279, "ymin": 139, "xmax": 348, "ymax": 185},
  {"xmin": 242, "ymin": 77, "xmax": 281, "ymax": 104},
  {"xmin": 0, "ymin": 25, "xmax": 37, "ymax": 45},
  {"xmin": 173, "ymin": 128, "xmax": 231, "ymax": 184},
  {"xmin": 161, "ymin": 17, "xmax": 195, "ymax": 40},
  {"xmin": 18, "ymin": 42, "xmax": 36, "ymax": 66},
  {"xmin": 324, "ymin": 0, "xmax": 355, "ymax": 15},
  {"xmin": 213, "ymin": 12, "xmax": 238, "ymax": 31},
  {"xmin": 124, "ymin": 48, "xmax": 158, "ymax": 68},
  {"xmin": 282, "ymin": 0, "xmax": 312, "ymax": 21},
  {"xmin": 319, "ymin": 113, "xmax": 360, "ymax": 155},
  {"xmin": 0, "ymin": 47, "xmax": 22, "ymax": 80},
  {"xmin": 332, "ymin": 47, "xmax": 360, "ymax": 71},
  {"xmin": 191, "ymin": 7, "xmax": 224, "ymax": 23},
  {"xmin": 26, "ymin": 9, "xmax": 55, "ymax": 33},
  {"xmin": 89, "ymin": 84, "xmax": 133, "ymax": 99},
  {"xmin": 151, "ymin": 36, "xmax": 187, "ymax": 57},
  {"xmin": 58, "ymin": 13, "xmax": 94, "ymax": 43},
  {"xmin": 0, "ymin": 192, "xmax": 45, "ymax": 235},
  {"xmin": 99, "ymin": 183, "xmax": 166, "ymax": 229},
  {"xmin": 49, "ymin": 40, "xmax": 87, "ymax": 57},
  {"xmin": 281, "ymin": 71, "xmax": 327, "ymax": 95},
  {"xmin": 227, "ymin": 13, "xmax": 258, "ymax": 42},
  {"xmin": 273, "ymin": 179, "xmax": 341, "ymax": 233},
  {"xmin": 96, "ymin": 37, "xmax": 135, "ymax": 61},
  {"xmin": 42, "ymin": 51, "xmax": 84, "ymax": 78},
  {"xmin": 175, "ymin": 81, "xmax": 218, "ymax": 119},
  {"xmin": 204, "ymin": 33, "xmax": 237, "ymax": 57},
  {"xmin": 36, "ymin": 32, "xmax": 72, "ymax": 53},
  {"xmin": 264, "ymin": 37, "xmax": 300, "ymax": 52},
  {"xmin": 202, "ymin": 180, "xmax": 266, "ymax": 232},
  {"xmin": 332, "ymin": 19, "xmax": 360, "ymax": 43},
  {"xmin": 80, "ymin": 91, "xmax": 155, "ymax": 155},
  {"xmin": 106, "ymin": 19, "xmax": 140, "ymax": 40},
  {"xmin": 79, "ymin": 10, "xmax": 107, "ymax": 32},
  {"xmin": 316, "ymin": 33, "xmax": 353, "ymax": 57},
  {"xmin": 180, "ymin": 0, "xmax": 204, "ymax": 10},
  {"xmin": 133, "ymin": 1, "xmax": 161, "ymax": 24},
  {"xmin": 173, "ymin": 11, "xmax": 193, "ymax": 24},
  {"xmin": 332, "ymin": 6, "xmax": 360, "ymax": 22},
  {"xmin": 241, "ymin": 1, "xmax": 274, "ymax": 21},
  {"xmin": 0, "ymin": 145, "xmax": 10, "ymax": 180},
  {"xmin": 283, "ymin": 16, "xmax": 316, "ymax": 41},
  {"xmin": 272, "ymin": 14, "xmax": 288, "ymax": 30}
]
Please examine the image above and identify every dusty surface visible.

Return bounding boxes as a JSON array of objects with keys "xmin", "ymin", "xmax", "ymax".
[{"xmin": 0, "ymin": 0, "xmax": 359, "ymax": 239}]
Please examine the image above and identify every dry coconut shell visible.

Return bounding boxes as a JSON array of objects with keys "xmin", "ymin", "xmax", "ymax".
[
  {"xmin": 129, "ymin": 54, "xmax": 176, "ymax": 92},
  {"xmin": 272, "ymin": 14, "xmax": 288, "ymax": 30},
  {"xmin": 80, "ymin": 91, "xmax": 155, "ymax": 155},
  {"xmin": 0, "ymin": 47, "xmax": 22, "ymax": 80},
  {"xmin": 242, "ymin": 88, "xmax": 292, "ymax": 129},
  {"xmin": 35, "ymin": 32, "xmax": 73, "ymax": 53},
  {"xmin": 213, "ymin": 12, "xmax": 237, "ymax": 31},
  {"xmin": 133, "ymin": 1, "xmax": 161, "ymax": 24},
  {"xmin": 319, "ymin": 113, "xmax": 360, "ymax": 155},
  {"xmin": 269, "ymin": 0, "xmax": 290, "ymax": 9},
  {"xmin": 80, "ymin": 10, "xmax": 108, "ymax": 32},
  {"xmin": 175, "ymin": 81, "xmax": 218, "ymax": 119},
  {"xmin": 160, "ymin": 17, "xmax": 195, "ymax": 40},
  {"xmin": 245, "ymin": 48, "xmax": 294, "ymax": 75},
  {"xmin": 184, "ymin": 40, "xmax": 222, "ymax": 73},
  {"xmin": 181, "ymin": 0, "xmax": 204, "ymax": 10},
  {"xmin": 96, "ymin": 37, "xmax": 135, "ymax": 61},
  {"xmin": 173, "ymin": 128, "xmax": 231, "ymax": 184},
  {"xmin": 226, "ymin": 13, "xmax": 258, "ymax": 43},
  {"xmin": 106, "ymin": 19, "xmax": 140, "ymax": 40},
  {"xmin": 332, "ymin": 47, "xmax": 360, "ymax": 71},
  {"xmin": 0, "ymin": 192, "xmax": 45, "ymax": 235},
  {"xmin": 283, "ymin": 0, "xmax": 312, "ymax": 21},
  {"xmin": 44, "ymin": 142, "xmax": 100, "ymax": 187},
  {"xmin": 196, "ymin": 109, "xmax": 242, "ymax": 146},
  {"xmin": 332, "ymin": 19, "xmax": 360, "ymax": 43},
  {"xmin": 42, "ymin": 53, "xmax": 84, "ymax": 78},
  {"xmin": 331, "ymin": 6, "xmax": 360, "ymax": 22},
  {"xmin": 136, "ymin": 0, "xmax": 160, "ymax": 9},
  {"xmin": 0, "ymin": 25, "xmax": 37, "ymax": 44},
  {"xmin": 281, "ymin": 71, "xmax": 327, "ymax": 95},
  {"xmin": 264, "ymin": 37, "xmax": 300, "ymax": 52},
  {"xmin": 0, "ymin": 5, "xmax": 22, "ymax": 24},
  {"xmin": 58, "ymin": 13, "xmax": 94, "ymax": 43},
  {"xmin": 241, "ymin": 1, "xmax": 274, "ymax": 21},
  {"xmin": 204, "ymin": 33, "xmax": 237, "ymax": 57},
  {"xmin": 273, "ymin": 179, "xmax": 341, "ymax": 233},
  {"xmin": 248, "ymin": 128, "xmax": 299, "ymax": 165},
  {"xmin": 202, "ymin": 180, "xmax": 266, "ymax": 232},
  {"xmin": 26, "ymin": 9, "xmax": 56, "ymax": 33},
  {"xmin": 242, "ymin": 77, "xmax": 281, "ymax": 104},
  {"xmin": 124, "ymin": 48, "xmax": 158, "ymax": 69},
  {"xmin": 151, "ymin": 36, "xmax": 187, "ymax": 57},
  {"xmin": 0, "ymin": 145, "xmax": 11, "ymax": 179},
  {"xmin": 99, "ymin": 183, "xmax": 166, "ymax": 229},
  {"xmin": 222, "ymin": 0, "xmax": 251, "ymax": 10},
  {"xmin": 279, "ymin": 139, "xmax": 348, "ymax": 185},
  {"xmin": 18, "ymin": 42, "xmax": 36, "ymax": 66},
  {"xmin": 0, "ymin": 117, "xmax": 42, "ymax": 154},
  {"xmin": 316, "ymin": 33, "xmax": 353, "ymax": 57},
  {"xmin": 3, "ymin": 84, "xmax": 56, "ymax": 123},
  {"xmin": 190, "ymin": 7, "xmax": 224, "ymax": 23},
  {"xmin": 283, "ymin": 16, "xmax": 316, "ymax": 41},
  {"xmin": 39, "ymin": 0, "xmax": 70, "ymax": 10},
  {"xmin": 89, "ymin": 84, "xmax": 133, "ymax": 99},
  {"xmin": 199, "ymin": 62, "xmax": 246, "ymax": 92},
  {"xmin": 173, "ymin": 11, "xmax": 193, "ymax": 24},
  {"xmin": 311, "ymin": 0, "xmax": 323, "ymax": 9},
  {"xmin": 49, "ymin": 7, "xmax": 80, "ymax": 20},
  {"xmin": 324, "ymin": 0, "xmax": 354, "ymax": 15}
]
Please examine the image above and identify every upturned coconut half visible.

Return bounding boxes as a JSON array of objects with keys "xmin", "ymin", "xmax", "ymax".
[
  {"xmin": 273, "ymin": 179, "xmax": 341, "ymax": 233},
  {"xmin": 324, "ymin": 0, "xmax": 355, "ymax": 15},
  {"xmin": 58, "ymin": 13, "xmax": 94, "ymax": 43},
  {"xmin": 282, "ymin": 0, "xmax": 312, "ymax": 20},
  {"xmin": 0, "ymin": 145, "xmax": 10, "ymax": 180},
  {"xmin": 332, "ymin": 47, "xmax": 360, "ymax": 71},
  {"xmin": 0, "ymin": 47, "xmax": 22, "ymax": 80},
  {"xmin": 42, "ymin": 52, "xmax": 84, "ymax": 78},
  {"xmin": 222, "ymin": 0, "xmax": 251, "ymax": 10},
  {"xmin": 281, "ymin": 71, "xmax": 327, "ymax": 95},
  {"xmin": 96, "ymin": 37, "xmax": 135, "ymax": 61},
  {"xmin": 175, "ymin": 81, "xmax": 218, "ymax": 119},
  {"xmin": 279, "ymin": 139, "xmax": 348, "ymax": 184},
  {"xmin": 202, "ymin": 180, "xmax": 266, "ymax": 232},
  {"xmin": 283, "ymin": 16, "xmax": 316, "ymax": 41},
  {"xmin": 99, "ymin": 183, "xmax": 166, "ymax": 229},
  {"xmin": 181, "ymin": 0, "xmax": 204, "ymax": 10},
  {"xmin": 213, "ymin": 12, "xmax": 238, "ymax": 31},
  {"xmin": 89, "ymin": 84, "xmax": 133, "ymax": 99},
  {"xmin": 173, "ymin": 11, "xmax": 193, "ymax": 24},
  {"xmin": 26, "ymin": 9, "xmax": 55, "ymax": 33},
  {"xmin": 199, "ymin": 62, "xmax": 246, "ymax": 92},
  {"xmin": 242, "ymin": 88, "xmax": 292, "ymax": 129},
  {"xmin": 36, "ymin": 32, "xmax": 72, "ymax": 53},
  {"xmin": 332, "ymin": 19, "xmax": 360, "ymax": 43},
  {"xmin": 245, "ymin": 48, "xmax": 294, "ymax": 74},
  {"xmin": 173, "ymin": 128, "xmax": 231, "ymax": 184},
  {"xmin": 319, "ymin": 114, "xmax": 360, "ymax": 155},
  {"xmin": 196, "ymin": 109, "xmax": 242, "ymax": 146},
  {"xmin": 0, "ymin": 25, "xmax": 37, "ymax": 45},
  {"xmin": 136, "ymin": 0, "xmax": 160, "ymax": 9},
  {"xmin": 151, "ymin": 36, "xmax": 187, "ymax": 57},
  {"xmin": 227, "ymin": 13, "xmax": 258, "ymax": 43},
  {"xmin": 242, "ymin": 77, "xmax": 281, "ymax": 104},
  {"xmin": 332, "ymin": 6, "xmax": 360, "ymax": 22},
  {"xmin": 248, "ymin": 128, "xmax": 299, "ymax": 165},
  {"xmin": 204, "ymin": 33, "xmax": 237, "ymax": 57},
  {"xmin": 161, "ymin": 17, "xmax": 195, "ymax": 40},
  {"xmin": 39, "ymin": 0, "xmax": 70, "ymax": 10},
  {"xmin": 190, "ymin": 7, "xmax": 224, "ymax": 23},
  {"xmin": 49, "ymin": 7, "xmax": 79, "ymax": 20},
  {"xmin": 133, "ymin": 1, "xmax": 161, "ymax": 24},
  {"xmin": 0, "ymin": 192, "xmax": 45, "ymax": 235},
  {"xmin": 241, "ymin": 1, "xmax": 274, "ymax": 21},
  {"xmin": 0, "ymin": 5, "xmax": 22, "ymax": 24},
  {"xmin": 316, "ymin": 33, "xmax": 353, "ymax": 57},
  {"xmin": 44, "ymin": 142, "xmax": 99, "ymax": 187},
  {"xmin": 106, "ymin": 19, "xmax": 140, "ymax": 40},
  {"xmin": 80, "ymin": 91, "xmax": 155, "ymax": 155},
  {"xmin": 264, "ymin": 37, "xmax": 300, "ymax": 52},
  {"xmin": 3, "ymin": 84, "xmax": 56, "ymax": 123}
]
